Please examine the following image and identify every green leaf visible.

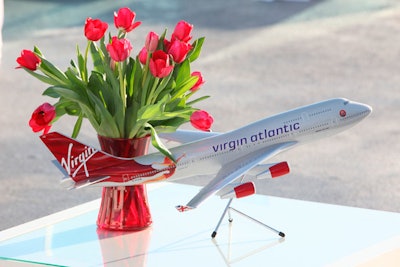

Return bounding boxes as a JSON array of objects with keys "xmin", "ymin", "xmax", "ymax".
[
  {"xmin": 138, "ymin": 101, "xmax": 164, "ymax": 121},
  {"xmin": 154, "ymin": 108, "xmax": 193, "ymax": 121},
  {"xmin": 127, "ymin": 99, "xmax": 165, "ymax": 138},
  {"xmin": 124, "ymin": 101, "xmax": 139, "ymax": 137},
  {"xmin": 54, "ymin": 101, "xmax": 68, "ymax": 117},
  {"xmin": 90, "ymin": 42, "xmax": 105, "ymax": 74},
  {"xmin": 25, "ymin": 69, "xmax": 59, "ymax": 86},
  {"xmin": 64, "ymin": 103, "xmax": 81, "ymax": 116},
  {"xmin": 132, "ymin": 57, "xmax": 143, "ymax": 101},
  {"xmin": 33, "ymin": 46, "xmax": 44, "ymax": 57},
  {"xmin": 188, "ymin": 37, "xmax": 205, "ymax": 62},
  {"xmin": 171, "ymin": 76, "xmax": 198, "ymax": 101},
  {"xmin": 80, "ymin": 104, "xmax": 101, "ymax": 131},
  {"xmin": 42, "ymin": 86, "xmax": 62, "ymax": 98},
  {"xmin": 64, "ymin": 68, "xmax": 87, "ymax": 91},
  {"xmin": 152, "ymin": 117, "xmax": 188, "ymax": 132},
  {"xmin": 38, "ymin": 57, "xmax": 69, "ymax": 84},
  {"xmin": 86, "ymin": 90, "xmax": 121, "ymax": 137},
  {"xmin": 151, "ymin": 83, "xmax": 171, "ymax": 105},
  {"xmin": 103, "ymin": 61, "xmax": 120, "ymax": 94},
  {"xmin": 125, "ymin": 57, "xmax": 136, "ymax": 101},
  {"xmin": 76, "ymin": 45, "xmax": 87, "ymax": 82},
  {"xmin": 145, "ymin": 123, "xmax": 175, "ymax": 163},
  {"xmin": 186, "ymin": 95, "xmax": 210, "ymax": 106},
  {"xmin": 49, "ymin": 86, "xmax": 85, "ymax": 103},
  {"xmin": 48, "ymin": 87, "xmax": 94, "ymax": 121},
  {"xmin": 175, "ymin": 60, "xmax": 190, "ymax": 86},
  {"xmin": 88, "ymin": 73, "xmax": 114, "ymax": 112},
  {"xmin": 88, "ymin": 71, "xmax": 125, "ymax": 135},
  {"xmin": 158, "ymin": 29, "xmax": 168, "ymax": 50}
]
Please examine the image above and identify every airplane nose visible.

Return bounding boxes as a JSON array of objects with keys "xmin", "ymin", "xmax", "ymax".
[
  {"xmin": 352, "ymin": 101, "xmax": 373, "ymax": 118},
  {"xmin": 360, "ymin": 103, "xmax": 372, "ymax": 116}
]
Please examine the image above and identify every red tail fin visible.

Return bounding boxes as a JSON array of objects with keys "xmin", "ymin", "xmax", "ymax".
[
  {"xmin": 40, "ymin": 132, "xmax": 111, "ymax": 183},
  {"xmin": 40, "ymin": 132, "xmax": 174, "ymax": 188}
]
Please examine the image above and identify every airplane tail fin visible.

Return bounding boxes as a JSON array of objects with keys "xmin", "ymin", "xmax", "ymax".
[{"xmin": 40, "ymin": 132, "xmax": 113, "ymax": 187}]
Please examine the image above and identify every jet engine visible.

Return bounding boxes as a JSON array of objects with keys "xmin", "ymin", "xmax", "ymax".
[
  {"xmin": 256, "ymin": 161, "xmax": 290, "ymax": 179},
  {"xmin": 220, "ymin": 162, "xmax": 290, "ymax": 199},
  {"xmin": 220, "ymin": 182, "xmax": 255, "ymax": 199}
]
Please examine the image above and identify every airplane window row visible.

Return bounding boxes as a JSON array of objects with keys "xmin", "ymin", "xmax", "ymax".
[
  {"xmin": 283, "ymin": 116, "xmax": 302, "ymax": 124},
  {"xmin": 298, "ymin": 122, "xmax": 330, "ymax": 134},
  {"xmin": 308, "ymin": 108, "xmax": 332, "ymax": 117}
]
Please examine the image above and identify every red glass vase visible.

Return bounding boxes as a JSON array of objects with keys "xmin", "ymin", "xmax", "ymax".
[{"xmin": 96, "ymin": 135, "xmax": 152, "ymax": 231}]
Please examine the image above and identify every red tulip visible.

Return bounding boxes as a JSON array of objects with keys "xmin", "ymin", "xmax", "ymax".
[
  {"xmin": 145, "ymin": 31, "xmax": 159, "ymax": 53},
  {"xmin": 84, "ymin": 18, "xmax": 108, "ymax": 41},
  {"xmin": 172, "ymin": 20, "xmax": 193, "ymax": 43},
  {"xmin": 190, "ymin": 110, "xmax": 213, "ymax": 132},
  {"xmin": 16, "ymin": 50, "xmax": 41, "ymax": 71},
  {"xmin": 138, "ymin": 46, "xmax": 147, "ymax": 65},
  {"xmin": 149, "ymin": 50, "xmax": 174, "ymax": 78},
  {"xmin": 114, "ymin": 7, "xmax": 141, "ymax": 33},
  {"xmin": 190, "ymin": 71, "xmax": 205, "ymax": 92},
  {"xmin": 107, "ymin": 36, "xmax": 132, "ymax": 62},
  {"xmin": 29, "ymin": 103, "xmax": 56, "ymax": 135},
  {"xmin": 167, "ymin": 39, "xmax": 192, "ymax": 63}
]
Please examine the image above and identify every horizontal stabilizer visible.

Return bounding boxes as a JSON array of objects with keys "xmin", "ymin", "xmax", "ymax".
[
  {"xmin": 73, "ymin": 176, "xmax": 111, "ymax": 189},
  {"xmin": 175, "ymin": 205, "xmax": 194, "ymax": 212}
]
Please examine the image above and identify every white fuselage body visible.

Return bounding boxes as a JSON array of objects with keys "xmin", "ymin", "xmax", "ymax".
[{"xmin": 132, "ymin": 98, "xmax": 371, "ymax": 184}]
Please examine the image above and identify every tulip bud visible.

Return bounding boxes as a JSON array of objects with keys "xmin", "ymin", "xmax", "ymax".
[
  {"xmin": 167, "ymin": 39, "xmax": 192, "ymax": 64},
  {"xmin": 84, "ymin": 18, "xmax": 108, "ymax": 41},
  {"xmin": 145, "ymin": 31, "xmax": 159, "ymax": 53},
  {"xmin": 138, "ymin": 47, "xmax": 148, "ymax": 65},
  {"xmin": 16, "ymin": 50, "xmax": 41, "ymax": 71},
  {"xmin": 190, "ymin": 71, "xmax": 205, "ymax": 92},
  {"xmin": 106, "ymin": 37, "xmax": 132, "ymax": 62},
  {"xmin": 172, "ymin": 20, "xmax": 193, "ymax": 43},
  {"xmin": 190, "ymin": 110, "xmax": 213, "ymax": 132},
  {"xmin": 29, "ymin": 103, "xmax": 56, "ymax": 135},
  {"xmin": 149, "ymin": 50, "xmax": 174, "ymax": 78},
  {"xmin": 114, "ymin": 7, "xmax": 141, "ymax": 33}
]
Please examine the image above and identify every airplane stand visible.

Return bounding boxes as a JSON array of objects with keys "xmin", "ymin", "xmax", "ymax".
[{"xmin": 211, "ymin": 198, "xmax": 285, "ymax": 238}]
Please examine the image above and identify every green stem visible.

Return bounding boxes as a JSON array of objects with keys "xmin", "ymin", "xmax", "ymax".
[
  {"xmin": 118, "ymin": 62, "xmax": 126, "ymax": 109},
  {"xmin": 140, "ymin": 72, "xmax": 152, "ymax": 107},
  {"xmin": 147, "ymin": 77, "xmax": 160, "ymax": 105},
  {"xmin": 83, "ymin": 40, "xmax": 90, "ymax": 83},
  {"xmin": 141, "ymin": 52, "xmax": 151, "ymax": 89}
]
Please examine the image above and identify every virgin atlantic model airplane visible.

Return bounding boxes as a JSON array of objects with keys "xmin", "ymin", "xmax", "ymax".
[{"xmin": 41, "ymin": 98, "xmax": 371, "ymax": 212}]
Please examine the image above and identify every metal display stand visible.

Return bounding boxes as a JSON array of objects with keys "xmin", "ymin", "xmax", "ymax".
[{"xmin": 212, "ymin": 198, "xmax": 285, "ymax": 238}]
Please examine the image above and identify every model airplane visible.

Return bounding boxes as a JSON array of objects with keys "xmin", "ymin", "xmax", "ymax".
[{"xmin": 41, "ymin": 98, "xmax": 371, "ymax": 212}]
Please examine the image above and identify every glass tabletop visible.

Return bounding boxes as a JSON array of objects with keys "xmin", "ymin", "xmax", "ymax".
[{"xmin": 1, "ymin": 183, "xmax": 400, "ymax": 267}]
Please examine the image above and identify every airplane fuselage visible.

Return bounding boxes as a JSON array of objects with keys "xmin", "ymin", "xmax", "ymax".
[
  {"xmin": 123, "ymin": 98, "xmax": 371, "ymax": 185},
  {"xmin": 40, "ymin": 98, "xmax": 372, "ymax": 209},
  {"xmin": 39, "ymin": 97, "xmax": 372, "ymax": 209}
]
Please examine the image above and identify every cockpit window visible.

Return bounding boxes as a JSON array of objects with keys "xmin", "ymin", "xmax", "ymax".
[{"xmin": 344, "ymin": 100, "xmax": 349, "ymax": 105}]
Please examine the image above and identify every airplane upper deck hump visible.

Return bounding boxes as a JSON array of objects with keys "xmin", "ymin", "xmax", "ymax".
[{"xmin": 221, "ymin": 98, "xmax": 371, "ymax": 142}]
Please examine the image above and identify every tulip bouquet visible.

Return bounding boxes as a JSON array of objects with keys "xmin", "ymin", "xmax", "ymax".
[{"xmin": 17, "ymin": 7, "xmax": 213, "ymax": 160}]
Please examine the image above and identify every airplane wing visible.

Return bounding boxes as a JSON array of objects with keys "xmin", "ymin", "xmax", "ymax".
[
  {"xmin": 160, "ymin": 130, "xmax": 220, "ymax": 144},
  {"xmin": 176, "ymin": 141, "xmax": 297, "ymax": 212}
]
